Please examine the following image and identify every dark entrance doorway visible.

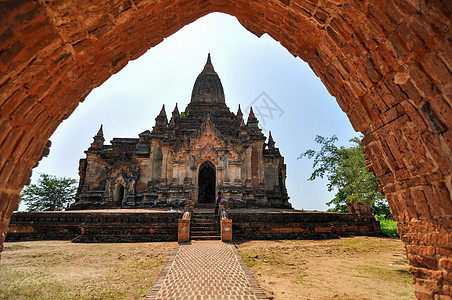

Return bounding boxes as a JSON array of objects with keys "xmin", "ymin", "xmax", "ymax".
[
  {"xmin": 198, "ymin": 161, "xmax": 216, "ymax": 203},
  {"xmin": 114, "ymin": 184, "xmax": 125, "ymax": 206}
]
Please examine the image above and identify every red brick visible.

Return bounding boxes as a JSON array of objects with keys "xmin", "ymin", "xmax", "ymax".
[
  {"xmin": 407, "ymin": 244, "xmax": 436, "ymax": 257},
  {"xmin": 291, "ymin": 0, "xmax": 316, "ymax": 16},
  {"xmin": 409, "ymin": 66, "xmax": 440, "ymax": 99},
  {"xmin": 369, "ymin": 4, "xmax": 396, "ymax": 32},
  {"xmin": 370, "ymin": 50, "xmax": 391, "ymax": 77},
  {"xmin": 0, "ymin": 1, "xmax": 451, "ymax": 295},
  {"xmin": 434, "ymin": 182, "xmax": 452, "ymax": 216},
  {"xmin": 378, "ymin": 41, "xmax": 401, "ymax": 71},
  {"xmin": 421, "ymin": 185, "xmax": 444, "ymax": 218},
  {"xmin": 399, "ymin": 80, "xmax": 423, "ymax": 105},
  {"xmin": 429, "ymin": 96, "xmax": 452, "ymax": 128},
  {"xmin": 387, "ymin": 32, "xmax": 408, "ymax": 61},
  {"xmin": 426, "ymin": 232, "xmax": 452, "ymax": 248},
  {"xmin": 412, "ymin": 189, "xmax": 433, "ymax": 219},
  {"xmin": 420, "ymin": 0, "xmax": 450, "ymax": 34},
  {"xmin": 400, "ymin": 101, "xmax": 429, "ymax": 133},
  {"xmin": 440, "ymin": 258, "xmax": 452, "ymax": 271},
  {"xmin": 421, "ymin": 131, "xmax": 451, "ymax": 173},
  {"xmin": 422, "ymin": 53, "xmax": 452, "ymax": 86},
  {"xmin": 396, "ymin": 22, "xmax": 423, "ymax": 53}
]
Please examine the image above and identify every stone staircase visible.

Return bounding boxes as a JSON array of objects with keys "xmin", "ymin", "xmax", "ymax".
[{"xmin": 190, "ymin": 211, "xmax": 220, "ymax": 240}]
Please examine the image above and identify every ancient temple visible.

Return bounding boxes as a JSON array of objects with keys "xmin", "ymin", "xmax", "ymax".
[{"xmin": 71, "ymin": 54, "xmax": 291, "ymax": 210}]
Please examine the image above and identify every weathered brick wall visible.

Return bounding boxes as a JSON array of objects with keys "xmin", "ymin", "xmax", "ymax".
[
  {"xmin": 230, "ymin": 211, "xmax": 380, "ymax": 240},
  {"xmin": 6, "ymin": 212, "xmax": 84, "ymax": 241},
  {"xmin": 0, "ymin": 0, "xmax": 450, "ymax": 297},
  {"xmin": 6, "ymin": 211, "xmax": 182, "ymax": 243},
  {"xmin": 7, "ymin": 210, "xmax": 379, "ymax": 243}
]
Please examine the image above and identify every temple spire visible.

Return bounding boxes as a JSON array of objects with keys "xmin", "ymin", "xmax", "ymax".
[
  {"xmin": 91, "ymin": 124, "xmax": 104, "ymax": 148},
  {"xmin": 190, "ymin": 53, "xmax": 225, "ymax": 104},
  {"xmin": 169, "ymin": 103, "xmax": 179, "ymax": 127},
  {"xmin": 247, "ymin": 107, "xmax": 257, "ymax": 122},
  {"xmin": 268, "ymin": 131, "xmax": 275, "ymax": 148},
  {"xmin": 203, "ymin": 53, "xmax": 216, "ymax": 74},
  {"xmin": 172, "ymin": 103, "xmax": 179, "ymax": 115},
  {"xmin": 246, "ymin": 106, "xmax": 264, "ymax": 139},
  {"xmin": 237, "ymin": 105, "xmax": 243, "ymax": 119},
  {"xmin": 159, "ymin": 104, "xmax": 166, "ymax": 115},
  {"xmin": 153, "ymin": 105, "xmax": 168, "ymax": 132},
  {"xmin": 96, "ymin": 124, "xmax": 103, "ymax": 137}
]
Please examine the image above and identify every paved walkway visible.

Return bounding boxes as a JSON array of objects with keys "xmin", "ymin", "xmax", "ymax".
[{"xmin": 146, "ymin": 241, "xmax": 268, "ymax": 299}]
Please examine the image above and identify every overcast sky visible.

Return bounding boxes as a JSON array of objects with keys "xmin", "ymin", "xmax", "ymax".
[{"xmin": 21, "ymin": 13, "xmax": 359, "ymax": 211}]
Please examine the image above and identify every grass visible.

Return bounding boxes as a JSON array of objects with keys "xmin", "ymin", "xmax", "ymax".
[
  {"xmin": 0, "ymin": 262, "xmax": 148, "ymax": 299},
  {"xmin": 375, "ymin": 215, "xmax": 399, "ymax": 237},
  {"xmin": 338, "ymin": 238, "xmax": 392, "ymax": 249},
  {"xmin": 353, "ymin": 264, "xmax": 411, "ymax": 285},
  {"xmin": 0, "ymin": 266, "xmax": 75, "ymax": 300},
  {"xmin": 0, "ymin": 241, "xmax": 175, "ymax": 300},
  {"xmin": 290, "ymin": 271, "xmax": 309, "ymax": 284},
  {"xmin": 239, "ymin": 249, "xmax": 278, "ymax": 268}
]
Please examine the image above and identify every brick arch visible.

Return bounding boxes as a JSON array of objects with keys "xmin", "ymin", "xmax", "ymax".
[{"xmin": 0, "ymin": 0, "xmax": 450, "ymax": 297}]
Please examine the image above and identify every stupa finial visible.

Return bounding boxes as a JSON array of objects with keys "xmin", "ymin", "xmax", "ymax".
[
  {"xmin": 159, "ymin": 104, "xmax": 166, "ymax": 115},
  {"xmin": 248, "ymin": 107, "xmax": 256, "ymax": 119},
  {"xmin": 202, "ymin": 53, "xmax": 216, "ymax": 74},
  {"xmin": 96, "ymin": 124, "xmax": 104, "ymax": 137}
]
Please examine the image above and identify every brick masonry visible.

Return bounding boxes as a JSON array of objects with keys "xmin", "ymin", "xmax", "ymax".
[
  {"xmin": 6, "ymin": 211, "xmax": 181, "ymax": 243},
  {"xmin": 146, "ymin": 241, "xmax": 268, "ymax": 299},
  {"xmin": 6, "ymin": 209, "xmax": 379, "ymax": 243},
  {"xmin": 229, "ymin": 210, "xmax": 380, "ymax": 240},
  {"xmin": 0, "ymin": 0, "xmax": 451, "ymax": 297}
]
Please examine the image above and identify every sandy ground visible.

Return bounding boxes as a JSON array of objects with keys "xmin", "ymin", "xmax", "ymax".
[
  {"xmin": 0, "ymin": 241, "xmax": 177, "ymax": 299},
  {"xmin": 1, "ymin": 237, "xmax": 414, "ymax": 299},
  {"xmin": 236, "ymin": 236, "xmax": 415, "ymax": 300}
]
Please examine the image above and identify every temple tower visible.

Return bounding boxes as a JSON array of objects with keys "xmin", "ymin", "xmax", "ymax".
[{"xmin": 72, "ymin": 55, "xmax": 290, "ymax": 209}]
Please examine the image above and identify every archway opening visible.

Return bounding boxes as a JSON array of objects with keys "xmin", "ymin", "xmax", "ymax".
[
  {"xmin": 198, "ymin": 162, "xmax": 216, "ymax": 204},
  {"xmin": 114, "ymin": 184, "xmax": 125, "ymax": 207},
  {"xmin": 0, "ymin": 2, "xmax": 450, "ymax": 298},
  {"xmin": 23, "ymin": 13, "xmax": 357, "ymax": 213}
]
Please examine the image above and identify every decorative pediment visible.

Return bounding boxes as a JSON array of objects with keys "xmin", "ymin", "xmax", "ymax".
[
  {"xmin": 190, "ymin": 115, "xmax": 227, "ymax": 150},
  {"xmin": 199, "ymin": 144, "xmax": 219, "ymax": 165},
  {"xmin": 112, "ymin": 171, "xmax": 128, "ymax": 185},
  {"xmin": 108, "ymin": 157, "xmax": 140, "ymax": 181}
]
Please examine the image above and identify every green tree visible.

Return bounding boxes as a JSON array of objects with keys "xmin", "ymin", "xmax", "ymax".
[
  {"xmin": 21, "ymin": 174, "xmax": 77, "ymax": 211},
  {"xmin": 299, "ymin": 135, "xmax": 391, "ymax": 216}
]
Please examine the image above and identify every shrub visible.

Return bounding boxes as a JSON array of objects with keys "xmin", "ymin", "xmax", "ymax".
[{"xmin": 375, "ymin": 215, "xmax": 398, "ymax": 237}]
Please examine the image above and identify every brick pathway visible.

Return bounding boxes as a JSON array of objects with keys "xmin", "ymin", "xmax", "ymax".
[{"xmin": 146, "ymin": 241, "xmax": 268, "ymax": 299}]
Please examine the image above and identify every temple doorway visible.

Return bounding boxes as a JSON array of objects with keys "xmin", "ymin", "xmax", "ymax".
[
  {"xmin": 114, "ymin": 184, "xmax": 125, "ymax": 206},
  {"xmin": 198, "ymin": 162, "xmax": 216, "ymax": 203}
]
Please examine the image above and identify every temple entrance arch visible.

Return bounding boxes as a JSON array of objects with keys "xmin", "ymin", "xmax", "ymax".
[
  {"xmin": 198, "ymin": 161, "xmax": 216, "ymax": 204},
  {"xmin": 114, "ymin": 184, "xmax": 125, "ymax": 207},
  {"xmin": 0, "ymin": 1, "xmax": 451, "ymax": 297}
]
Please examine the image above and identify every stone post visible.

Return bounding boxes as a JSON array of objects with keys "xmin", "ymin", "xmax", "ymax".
[
  {"xmin": 178, "ymin": 218, "xmax": 190, "ymax": 243},
  {"xmin": 221, "ymin": 219, "xmax": 232, "ymax": 242}
]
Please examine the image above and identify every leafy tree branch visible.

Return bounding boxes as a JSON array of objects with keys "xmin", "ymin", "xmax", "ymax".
[
  {"xmin": 299, "ymin": 135, "xmax": 391, "ymax": 217},
  {"xmin": 21, "ymin": 174, "xmax": 77, "ymax": 211}
]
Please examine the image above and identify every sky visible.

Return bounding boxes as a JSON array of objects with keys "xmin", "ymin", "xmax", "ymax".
[{"xmin": 21, "ymin": 13, "xmax": 359, "ymax": 211}]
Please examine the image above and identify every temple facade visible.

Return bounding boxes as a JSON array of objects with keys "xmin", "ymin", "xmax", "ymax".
[{"xmin": 71, "ymin": 55, "xmax": 291, "ymax": 210}]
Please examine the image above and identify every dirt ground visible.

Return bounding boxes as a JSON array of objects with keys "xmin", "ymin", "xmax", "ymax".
[
  {"xmin": 0, "ymin": 241, "xmax": 177, "ymax": 299},
  {"xmin": 236, "ymin": 236, "xmax": 415, "ymax": 300},
  {"xmin": 0, "ymin": 237, "xmax": 414, "ymax": 299}
]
